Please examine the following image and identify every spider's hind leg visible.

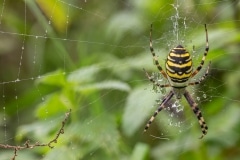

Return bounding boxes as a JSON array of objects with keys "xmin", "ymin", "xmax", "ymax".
[
  {"xmin": 144, "ymin": 90, "xmax": 174, "ymax": 132},
  {"xmin": 183, "ymin": 90, "xmax": 208, "ymax": 139}
]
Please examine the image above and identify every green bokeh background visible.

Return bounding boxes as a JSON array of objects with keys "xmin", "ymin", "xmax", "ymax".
[{"xmin": 0, "ymin": 0, "xmax": 240, "ymax": 160}]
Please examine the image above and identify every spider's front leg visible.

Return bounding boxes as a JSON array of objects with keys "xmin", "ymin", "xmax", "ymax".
[
  {"xmin": 149, "ymin": 24, "xmax": 168, "ymax": 78},
  {"xmin": 188, "ymin": 61, "xmax": 211, "ymax": 86},
  {"xmin": 143, "ymin": 68, "xmax": 170, "ymax": 88},
  {"xmin": 183, "ymin": 90, "xmax": 208, "ymax": 139}
]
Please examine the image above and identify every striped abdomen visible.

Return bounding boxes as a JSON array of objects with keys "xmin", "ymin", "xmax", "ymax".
[{"xmin": 166, "ymin": 45, "xmax": 193, "ymax": 87}]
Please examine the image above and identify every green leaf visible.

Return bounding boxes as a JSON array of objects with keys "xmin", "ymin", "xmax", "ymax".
[
  {"xmin": 36, "ymin": 0, "xmax": 69, "ymax": 32},
  {"xmin": 76, "ymin": 80, "xmax": 131, "ymax": 92},
  {"xmin": 41, "ymin": 146, "xmax": 78, "ymax": 160},
  {"xmin": 130, "ymin": 143, "xmax": 150, "ymax": 160},
  {"xmin": 16, "ymin": 120, "xmax": 59, "ymax": 143},
  {"xmin": 205, "ymin": 103, "xmax": 240, "ymax": 146},
  {"xmin": 35, "ymin": 70, "xmax": 66, "ymax": 87},
  {"xmin": 67, "ymin": 65, "xmax": 100, "ymax": 84},
  {"xmin": 122, "ymin": 85, "xmax": 160, "ymax": 136},
  {"xmin": 35, "ymin": 92, "xmax": 69, "ymax": 119},
  {"xmin": 0, "ymin": 150, "xmax": 37, "ymax": 160},
  {"xmin": 107, "ymin": 12, "xmax": 142, "ymax": 41},
  {"xmin": 68, "ymin": 114, "xmax": 120, "ymax": 158}
]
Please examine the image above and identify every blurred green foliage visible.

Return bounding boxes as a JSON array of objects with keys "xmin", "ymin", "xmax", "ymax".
[{"xmin": 0, "ymin": 0, "xmax": 240, "ymax": 160}]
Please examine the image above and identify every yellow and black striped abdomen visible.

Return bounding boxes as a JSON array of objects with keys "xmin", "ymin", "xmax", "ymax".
[{"xmin": 166, "ymin": 45, "xmax": 193, "ymax": 86}]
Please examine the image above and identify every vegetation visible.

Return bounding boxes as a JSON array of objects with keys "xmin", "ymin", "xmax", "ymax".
[{"xmin": 0, "ymin": 0, "xmax": 240, "ymax": 159}]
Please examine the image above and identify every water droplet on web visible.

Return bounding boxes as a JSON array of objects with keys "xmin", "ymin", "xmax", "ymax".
[
  {"xmin": 15, "ymin": 96, "xmax": 18, "ymax": 99},
  {"xmin": 172, "ymin": 100, "xmax": 184, "ymax": 112},
  {"xmin": 197, "ymin": 97, "xmax": 200, "ymax": 101},
  {"xmin": 87, "ymin": 120, "xmax": 93, "ymax": 125},
  {"xmin": 42, "ymin": 97, "xmax": 45, "ymax": 101},
  {"xmin": 177, "ymin": 122, "xmax": 181, "ymax": 127},
  {"xmin": 203, "ymin": 94, "xmax": 207, "ymax": 98},
  {"xmin": 172, "ymin": 102, "xmax": 177, "ymax": 108},
  {"xmin": 22, "ymin": 46, "xmax": 24, "ymax": 50},
  {"xmin": 48, "ymin": 21, "xmax": 51, "ymax": 25}
]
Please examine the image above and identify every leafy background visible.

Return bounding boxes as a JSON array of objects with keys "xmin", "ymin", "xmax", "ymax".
[{"xmin": 0, "ymin": 0, "xmax": 240, "ymax": 160}]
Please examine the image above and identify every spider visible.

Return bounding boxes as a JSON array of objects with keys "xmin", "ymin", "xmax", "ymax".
[{"xmin": 143, "ymin": 24, "xmax": 211, "ymax": 139}]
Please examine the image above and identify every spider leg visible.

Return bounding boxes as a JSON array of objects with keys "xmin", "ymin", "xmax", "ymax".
[
  {"xmin": 183, "ymin": 90, "xmax": 208, "ymax": 139},
  {"xmin": 191, "ymin": 24, "xmax": 209, "ymax": 78},
  {"xmin": 150, "ymin": 24, "xmax": 168, "ymax": 78},
  {"xmin": 144, "ymin": 90, "xmax": 174, "ymax": 132},
  {"xmin": 143, "ymin": 68, "xmax": 170, "ymax": 88},
  {"xmin": 192, "ymin": 45, "xmax": 195, "ymax": 53},
  {"xmin": 188, "ymin": 61, "xmax": 211, "ymax": 86}
]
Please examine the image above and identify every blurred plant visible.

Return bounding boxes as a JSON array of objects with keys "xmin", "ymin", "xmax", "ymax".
[{"xmin": 0, "ymin": 0, "xmax": 240, "ymax": 160}]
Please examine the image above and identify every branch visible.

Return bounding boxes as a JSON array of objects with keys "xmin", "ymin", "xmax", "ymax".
[{"xmin": 0, "ymin": 109, "xmax": 71, "ymax": 160}]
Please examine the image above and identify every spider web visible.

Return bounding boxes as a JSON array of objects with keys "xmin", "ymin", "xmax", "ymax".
[{"xmin": 0, "ymin": 0, "xmax": 240, "ymax": 159}]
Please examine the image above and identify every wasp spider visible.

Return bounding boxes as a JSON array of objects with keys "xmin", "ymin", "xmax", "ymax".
[{"xmin": 143, "ymin": 24, "xmax": 210, "ymax": 139}]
